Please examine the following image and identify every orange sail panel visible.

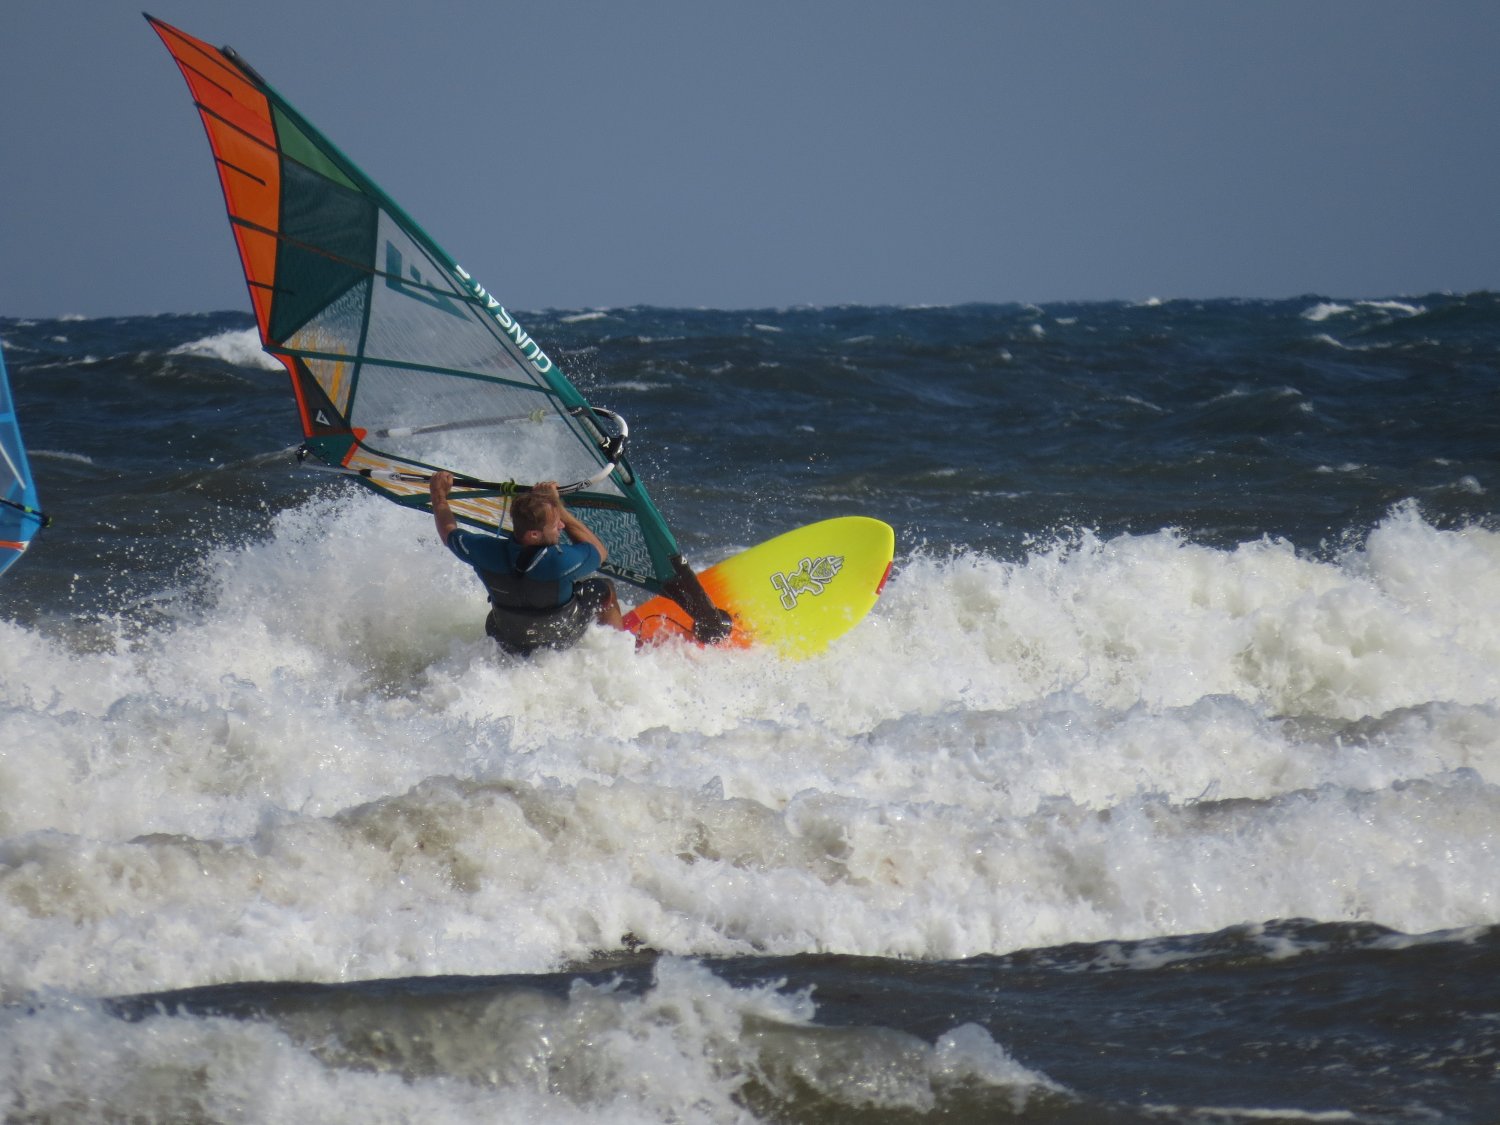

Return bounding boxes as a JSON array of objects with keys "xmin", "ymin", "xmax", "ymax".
[{"xmin": 148, "ymin": 18, "xmax": 281, "ymax": 339}]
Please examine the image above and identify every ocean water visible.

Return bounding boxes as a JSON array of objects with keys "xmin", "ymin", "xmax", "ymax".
[{"xmin": 0, "ymin": 294, "xmax": 1498, "ymax": 1122}]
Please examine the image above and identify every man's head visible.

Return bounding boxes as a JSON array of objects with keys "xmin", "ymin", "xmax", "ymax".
[{"xmin": 511, "ymin": 492, "xmax": 562, "ymax": 545}]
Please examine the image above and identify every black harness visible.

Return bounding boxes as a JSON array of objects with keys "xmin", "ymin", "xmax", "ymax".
[
  {"xmin": 477, "ymin": 543, "xmax": 592, "ymax": 655},
  {"xmin": 477, "ymin": 545, "xmax": 564, "ymax": 613}
]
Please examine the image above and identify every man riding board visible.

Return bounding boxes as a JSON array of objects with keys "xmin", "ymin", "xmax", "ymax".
[{"xmin": 430, "ymin": 471, "xmax": 624, "ymax": 655}]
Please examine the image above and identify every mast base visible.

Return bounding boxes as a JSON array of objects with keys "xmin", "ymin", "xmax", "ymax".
[{"xmin": 664, "ymin": 557, "xmax": 733, "ymax": 644}]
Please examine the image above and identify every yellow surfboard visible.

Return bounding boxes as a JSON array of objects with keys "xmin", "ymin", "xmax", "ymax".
[{"xmin": 624, "ymin": 517, "xmax": 895, "ymax": 658}]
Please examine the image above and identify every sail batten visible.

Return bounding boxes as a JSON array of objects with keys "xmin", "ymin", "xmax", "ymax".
[{"xmin": 270, "ymin": 347, "xmax": 549, "ymax": 393}]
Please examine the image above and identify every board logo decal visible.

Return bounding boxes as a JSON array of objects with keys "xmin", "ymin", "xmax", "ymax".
[{"xmin": 770, "ymin": 555, "xmax": 844, "ymax": 610}]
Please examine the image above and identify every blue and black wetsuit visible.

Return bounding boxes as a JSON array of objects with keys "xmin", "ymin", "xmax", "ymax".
[{"xmin": 446, "ymin": 529, "xmax": 612, "ymax": 655}]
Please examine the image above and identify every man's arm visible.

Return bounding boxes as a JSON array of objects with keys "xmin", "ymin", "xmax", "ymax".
[
  {"xmin": 560, "ymin": 507, "xmax": 608, "ymax": 565},
  {"xmin": 429, "ymin": 470, "xmax": 459, "ymax": 546}
]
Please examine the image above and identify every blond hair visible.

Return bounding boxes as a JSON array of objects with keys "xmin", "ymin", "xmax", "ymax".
[{"xmin": 510, "ymin": 492, "xmax": 557, "ymax": 535}]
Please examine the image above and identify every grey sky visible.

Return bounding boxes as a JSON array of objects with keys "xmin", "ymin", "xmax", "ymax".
[{"xmin": 3, "ymin": 1, "xmax": 1497, "ymax": 318}]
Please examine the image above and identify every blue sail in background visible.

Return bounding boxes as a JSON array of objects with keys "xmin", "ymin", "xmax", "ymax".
[{"xmin": 0, "ymin": 343, "xmax": 45, "ymax": 577}]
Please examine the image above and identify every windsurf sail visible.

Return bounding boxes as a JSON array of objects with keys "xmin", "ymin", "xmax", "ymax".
[
  {"xmin": 148, "ymin": 15, "xmax": 728, "ymax": 638},
  {"xmin": 0, "ymin": 342, "xmax": 47, "ymax": 578}
]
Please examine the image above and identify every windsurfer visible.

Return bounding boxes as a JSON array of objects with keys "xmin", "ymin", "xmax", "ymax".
[{"xmin": 430, "ymin": 471, "xmax": 625, "ymax": 655}]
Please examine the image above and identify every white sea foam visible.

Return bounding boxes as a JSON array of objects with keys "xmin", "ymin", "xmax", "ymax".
[
  {"xmin": 1302, "ymin": 302, "xmax": 1352, "ymax": 322},
  {"xmin": 169, "ymin": 327, "xmax": 283, "ymax": 371},
  {"xmin": 1359, "ymin": 299, "xmax": 1425, "ymax": 317},
  {"xmin": 0, "ymin": 496, "xmax": 1497, "ymax": 1004},
  {"xmin": 1303, "ymin": 299, "xmax": 1424, "ymax": 323},
  {"xmin": 1144, "ymin": 1104, "xmax": 1357, "ymax": 1123}
]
